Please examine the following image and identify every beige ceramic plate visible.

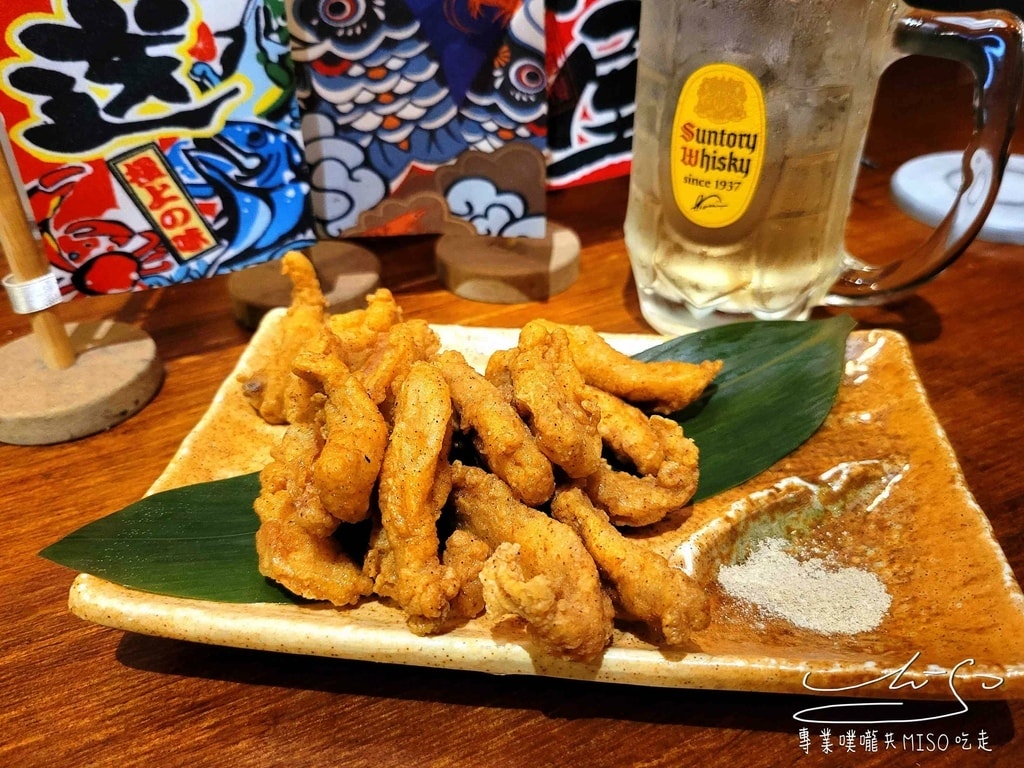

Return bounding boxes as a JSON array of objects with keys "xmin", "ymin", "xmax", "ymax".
[{"xmin": 68, "ymin": 311, "xmax": 1024, "ymax": 699}]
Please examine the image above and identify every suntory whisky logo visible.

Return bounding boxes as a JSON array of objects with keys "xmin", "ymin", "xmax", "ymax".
[{"xmin": 670, "ymin": 63, "xmax": 767, "ymax": 228}]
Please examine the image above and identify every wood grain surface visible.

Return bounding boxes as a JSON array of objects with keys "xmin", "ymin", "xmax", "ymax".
[{"xmin": 2, "ymin": 57, "xmax": 1022, "ymax": 767}]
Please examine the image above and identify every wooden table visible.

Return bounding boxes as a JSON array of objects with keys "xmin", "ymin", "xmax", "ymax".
[{"xmin": 2, "ymin": 56, "xmax": 1022, "ymax": 767}]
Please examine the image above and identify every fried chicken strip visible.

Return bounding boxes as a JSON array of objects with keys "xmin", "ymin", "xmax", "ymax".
[
  {"xmin": 532, "ymin": 320, "xmax": 722, "ymax": 414},
  {"xmin": 375, "ymin": 361, "xmax": 459, "ymax": 632},
  {"xmin": 584, "ymin": 416, "xmax": 700, "ymax": 527},
  {"xmin": 372, "ymin": 529, "xmax": 490, "ymax": 632},
  {"xmin": 292, "ymin": 342, "xmax": 388, "ymax": 524},
  {"xmin": 256, "ymin": 417, "xmax": 335, "ymax": 537},
  {"xmin": 240, "ymin": 251, "xmax": 326, "ymax": 424},
  {"xmin": 327, "ymin": 287, "xmax": 403, "ymax": 369},
  {"xmin": 435, "ymin": 350, "xmax": 554, "ymax": 506},
  {"xmin": 254, "ymin": 420, "xmax": 373, "ymax": 606},
  {"xmin": 585, "ymin": 385, "xmax": 665, "ymax": 476},
  {"xmin": 551, "ymin": 487, "xmax": 709, "ymax": 646},
  {"xmin": 354, "ymin": 319, "xmax": 440, "ymax": 418},
  {"xmin": 255, "ymin": 518, "xmax": 374, "ymax": 607},
  {"xmin": 483, "ymin": 347, "xmax": 516, "ymax": 403},
  {"xmin": 441, "ymin": 529, "xmax": 490, "ymax": 624},
  {"xmin": 504, "ymin": 322, "xmax": 602, "ymax": 479},
  {"xmin": 451, "ymin": 462, "xmax": 614, "ymax": 661}
]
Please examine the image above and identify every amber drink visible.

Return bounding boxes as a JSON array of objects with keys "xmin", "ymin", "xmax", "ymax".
[{"xmin": 624, "ymin": 1, "xmax": 1024, "ymax": 333}]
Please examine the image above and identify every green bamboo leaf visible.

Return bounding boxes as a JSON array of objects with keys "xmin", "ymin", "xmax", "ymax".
[
  {"xmin": 40, "ymin": 473, "xmax": 294, "ymax": 603},
  {"xmin": 40, "ymin": 316, "xmax": 855, "ymax": 603},
  {"xmin": 636, "ymin": 314, "xmax": 856, "ymax": 501}
]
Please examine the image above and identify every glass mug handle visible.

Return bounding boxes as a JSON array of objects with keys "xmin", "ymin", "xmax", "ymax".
[{"xmin": 826, "ymin": 9, "xmax": 1024, "ymax": 306}]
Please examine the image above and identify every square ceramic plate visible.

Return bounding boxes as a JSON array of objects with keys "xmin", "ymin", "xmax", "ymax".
[{"xmin": 67, "ymin": 311, "xmax": 1024, "ymax": 699}]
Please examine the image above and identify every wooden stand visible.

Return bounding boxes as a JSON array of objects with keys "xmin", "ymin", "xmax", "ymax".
[
  {"xmin": 434, "ymin": 222, "xmax": 580, "ymax": 303},
  {"xmin": 227, "ymin": 240, "xmax": 381, "ymax": 329},
  {"xmin": 0, "ymin": 135, "xmax": 162, "ymax": 445},
  {"xmin": 0, "ymin": 321, "xmax": 163, "ymax": 445}
]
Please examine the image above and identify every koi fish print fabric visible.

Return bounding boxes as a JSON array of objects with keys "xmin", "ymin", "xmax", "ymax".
[
  {"xmin": 290, "ymin": 0, "xmax": 549, "ymax": 239},
  {"xmin": 0, "ymin": 0, "xmax": 316, "ymax": 299}
]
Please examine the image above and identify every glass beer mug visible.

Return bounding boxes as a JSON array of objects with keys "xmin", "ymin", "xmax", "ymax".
[{"xmin": 624, "ymin": 1, "xmax": 1023, "ymax": 334}]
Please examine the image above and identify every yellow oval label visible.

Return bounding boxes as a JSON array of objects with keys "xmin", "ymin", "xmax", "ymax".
[{"xmin": 670, "ymin": 63, "xmax": 766, "ymax": 228}]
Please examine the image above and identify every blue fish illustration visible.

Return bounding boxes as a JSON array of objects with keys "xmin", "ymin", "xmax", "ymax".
[
  {"xmin": 290, "ymin": 0, "xmax": 465, "ymax": 184},
  {"xmin": 170, "ymin": 121, "xmax": 313, "ymax": 269}
]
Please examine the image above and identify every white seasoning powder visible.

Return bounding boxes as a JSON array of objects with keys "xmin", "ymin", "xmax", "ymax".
[{"xmin": 718, "ymin": 537, "xmax": 892, "ymax": 635}]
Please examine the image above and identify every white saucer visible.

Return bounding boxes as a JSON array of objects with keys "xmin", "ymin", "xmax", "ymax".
[{"xmin": 890, "ymin": 151, "xmax": 1024, "ymax": 245}]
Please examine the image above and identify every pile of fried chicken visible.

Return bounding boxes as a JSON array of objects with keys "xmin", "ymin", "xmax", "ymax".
[{"xmin": 240, "ymin": 251, "xmax": 722, "ymax": 661}]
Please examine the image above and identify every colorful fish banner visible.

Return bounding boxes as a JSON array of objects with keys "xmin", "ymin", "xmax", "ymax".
[
  {"xmin": 0, "ymin": 0, "xmax": 315, "ymax": 299},
  {"xmin": 289, "ymin": 0, "xmax": 549, "ymax": 239},
  {"xmin": 0, "ymin": 0, "xmax": 636, "ymax": 299},
  {"xmin": 545, "ymin": 0, "xmax": 637, "ymax": 189}
]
